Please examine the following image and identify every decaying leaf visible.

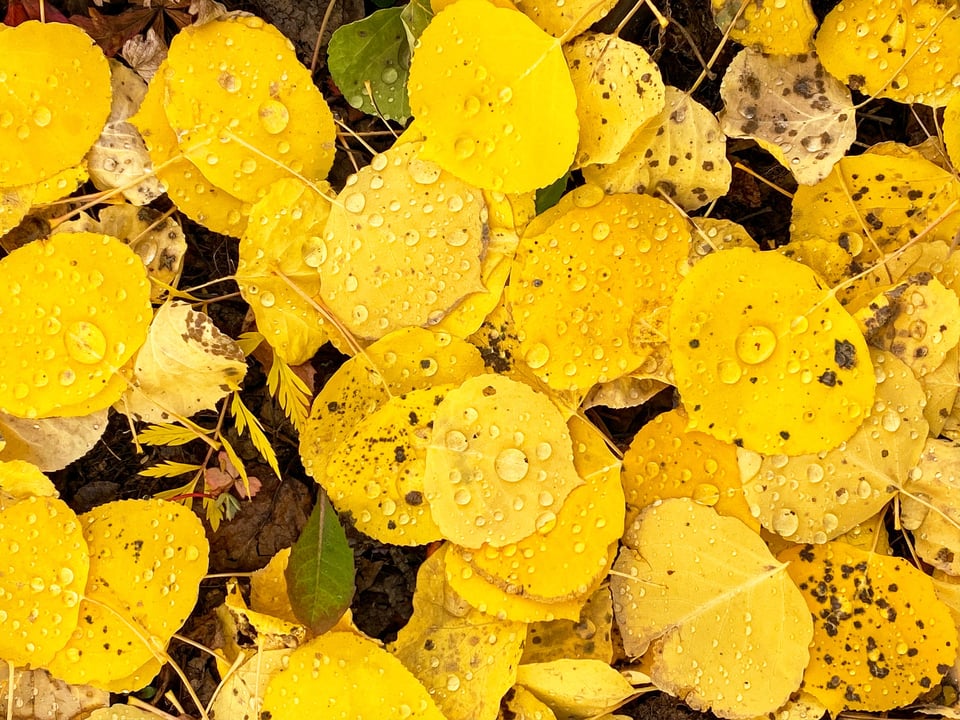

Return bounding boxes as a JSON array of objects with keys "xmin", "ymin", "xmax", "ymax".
[
  {"xmin": 719, "ymin": 49, "xmax": 856, "ymax": 185},
  {"xmin": 739, "ymin": 350, "xmax": 927, "ymax": 543},
  {"xmin": 522, "ymin": 587, "xmax": 616, "ymax": 665},
  {"xmin": 563, "ymin": 33, "xmax": 665, "ymax": 168},
  {"xmin": 408, "ymin": 0, "xmax": 579, "ymax": 193},
  {"xmin": 611, "ymin": 498, "xmax": 812, "ymax": 718},
  {"xmin": 668, "ymin": 247, "xmax": 875, "ymax": 455},
  {"xmin": 262, "ymin": 632, "xmax": 447, "ymax": 719},
  {"xmin": 507, "ymin": 187, "xmax": 690, "ymax": 394},
  {"xmin": 118, "ymin": 301, "xmax": 247, "ymax": 423},
  {"xmin": 0, "ymin": 21, "xmax": 112, "ymax": 188},
  {"xmin": 0, "ymin": 666, "xmax": 109, "ymax": 720},
  {"xmin": 782, "ymin": 541, "xmax": 958, "ymax": 713},
  {"xmin": 424, "ymin": 374, "xmax": 582, "ymax": 548},
  {"xmin": 901, "ymin": 439, "xmax": 960, "ymax": 575},
  {"xmin": 816, "ymin": 0, "xmax": 960, "ymax": 107},
  {"xmin": 320, "ymin": 142, "xmax": 488, "ymax": 342},
  {"xmin": 0, "ymin": 232, "xmax": 152, "ymax": 419},
  {"xmin": 390, "ymin": 547, "xmax": 526, "ymax": 720},
  {"xmin": 583, "ymin": 86, "xmax": 732, "ymax": 211},
  {"xmin": 0, "ymin": 409, "xmax": 108, "ymax": 472},
  {"xmin": 236, "ymin": 177, "xmax": 332, "ymax": 364},
  {"xmin": 712, "ymin": 0, "xmax": 816, "ymax": 55}
]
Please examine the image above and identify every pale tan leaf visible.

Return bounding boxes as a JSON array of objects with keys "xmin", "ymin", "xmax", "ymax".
[
  {"xmin": 0, "ymin": 666, "xmax": 109, "ymax": 720},
  {"xmin": 0, "ymin": 409, "xmax": 108, "ymax": 472}
]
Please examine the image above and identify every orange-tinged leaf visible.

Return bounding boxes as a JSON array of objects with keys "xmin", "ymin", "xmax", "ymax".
[
  {"xmin": 262, "ymin": 632, "xmax": 447, "ymax": 720},
  {"xmin": 507, "ymin": 188, "xmax": 690, "ymax": 394},
  {"xmin": 668, "ymin": 247, "xmax": 875, "ymax": 456},
  {"xmin": 611, "ymin": 498, "xmax": 812, "ymax": 719},
  {"xmin": 563, "ymin": 33, "xmax": 665, "ymax": 168},
  {"xmin": 782, "ymin": 541, "xmax": 958, "ymax": 713},
  {"xmin": 622, "ymin": 407, "xmax": 757, "ymax": 530},
  {"xmin": 816, "ymin": 0, "xmax": 960, "ymax": 107},
  {"xmin": 320, "ymin": 142, "xmax": 488, "ymax": 342},
  {"xmin": 424, "ymin": 374, "xmax": 582, "ymax": 548},
  {"xmin": 719, "ymin": 49, "xmax": 856, "ymax": 185},
  {"xmin": 408, "ymin": 0, "xmax": 579, "ymax": 193},
  {"xmin": 236, "ymin": 178, "xmax": 332, "ymax": 364},
  {"xmin": 739, "ymin": 350, "xmax": 927, "ymax": 542},
  {"xmin": 583, "ymin": 87, "xmax": 731, "ymax": 211},
  {"xmin": 712, "ymin": 0, "xmax": 816, "ymax": 55},
  {"xmin": 162, "ymin": 16, "xmax": 336, "ymax": 203},
  {"xmin": 390, "ymin": 547, "xmax": 526, "ymax": 720},
  {"xmin": 0, "ymin": 494, "xmax": 89, "ymax": 667},
  {"xmin": 0, "ymin": 21, "xmax": 112, "ymax": 187},
  {"xmin": 0, "ymin": 232, "xmax": 152, "ymax": 419}
]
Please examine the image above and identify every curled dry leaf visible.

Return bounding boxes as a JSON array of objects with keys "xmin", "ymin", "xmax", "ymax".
[
  {"xmin": 118, "ymin": 301, "xmax": 247, "ymax": 423},
  {"xmin": 0, "ymin": 409, "xmax": 108, "ymax": 472},
  {"xmin": 719, "ymin": 49, "xmax": 856, "ymax": 185},
  {"xmin": 611, "ymin": 498, "xmax": 812, "ymax": 719},
  {"xmin": 0, "ymin": 666, "xmax": 109, "ymax": 720}
]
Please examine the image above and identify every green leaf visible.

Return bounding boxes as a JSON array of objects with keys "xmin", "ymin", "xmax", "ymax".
[
  {"xmin": 535, "ymin": 173, "xmax": 571, "ymax": 215},
  {"xmin": 400, "ymin": 0, "xmax": 434, "ymax": 47},
  {"xmin": 328, "ymin": 7, "xmax": 412, "ymax": 122},
  {"xmin": 285, "ymin": 492, "xmax": 356, "ymax": 634}
]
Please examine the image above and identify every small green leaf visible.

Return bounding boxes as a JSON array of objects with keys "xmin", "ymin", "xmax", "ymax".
[
  {"xmin": 285, "ymin": 492, "xmax": 356, "ymax": 634},
  {"xmin": 328, "ymin": 7, "xmax": 412, "ymax": 122},
  {"xmin": 535, "ymin": 172, "xmax": 571, "ymax": 215},
  {"xmin": 401, "ymin": 0, "xmax": 434, "ymax": 46}
]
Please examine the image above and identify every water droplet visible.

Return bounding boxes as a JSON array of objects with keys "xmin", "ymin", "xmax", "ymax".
[
  {"xmin": 32, "ymin": 106, "xmax": 52, "ymax": 127},
  {"xmin": 454, "ymin": 136, "xmax": 476, "ymax": 159},
  {"xmin": 572, "ymin": 184, "xmax": 605, "ymax": 208},
  {"xmin": 446, "ymin": 674, "xmax": 461, "ymax": 691},
  {"xmin": 454, "ymin": 488, "xmax": 472, "ymax": 506},
  {"xmin": 806, "ymin": 464, "xmax": 824, "ymax": 483},
  {"xmin": 692, "ymin": 483, "xmax": 720, "ymax": 506},
  {"xmin": 463, "ymin": 95, "xmax": 481, "ymax": 116},
  {"xmin": 772, "ymin": 509, "xmax": 799, "ymax": 536},
  {"xmin": 717, "ymin": 359, "xmax": 742, "ymax": 384},
  {"xmin": 258, "ymin": 99, "xmax": 290, "ymax": 134},
  {"xmin": 64, "ymin": 321, "xmax": 107, "ymax": 364},
  {"xmin": 735, "ymin": 326, "xmax": 777, "ymax": 365},
  {"xmin": 495, "ymin": 448, "xmax": 528, "ymax": 482},
  {"xmin": 535, "ymin": 442, "xmax": 552, "ymax": 460},
  {"xmin": 591, "ymin": 222, "xmax": 611, "ymax": 241},
  {"xmin": 536, "ymin": 511, "xmax": 557, "ymax": 534},
  {"xmin": 381, "ymin": 66, "xmax": 399, "ymax": 84},
  {"xmin": 498, "ymin": 86, "xmax": 513, "ymax": 103},
  {"xmin": 445, "ymin": 431, "xmax": 468, "ymax": 452},
  {"xmin": 344, "ymin": 192, "xmax": 366, "ymax": 213},
  {"xmin": 260, "ymin": 291, "xmax": 276, "ymax": 308},
  {"xmin": 880, "ymin": 410, "xmax": 901, "ymax": 432},
  {"xmin": 822, "ymin": 512, "xmax": 839, "ymax": 533},
  {"xmin": 524, "ymin": 343, "xmax": 551, "ymax": 369},
  {"xmin": 856, "ymin": 479, "xmax": 873, "ymax": 499}
]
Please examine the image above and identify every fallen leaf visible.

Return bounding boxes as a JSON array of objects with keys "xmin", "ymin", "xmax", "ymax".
[
  {"xmin": 0, "ymin": 409, "xmax": 108, "ymax": 472},
  {"xmin": 901, "ymin": 439, "xmax": 960, "ymax": 575},
  {"xmin": 0, "ymin": 666, "xmax": 108, "ymax": 720},
  {"xmin": 515, "ymin": 659, "xmax": 637, "ymax": 719},
  {"xmin": 712, "ymin": 0, "xmax": 816, "ymax": 54}
]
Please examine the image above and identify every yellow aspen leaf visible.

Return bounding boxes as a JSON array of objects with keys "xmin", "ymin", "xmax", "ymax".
[
  {"xmin": 250, "ymin": 547, "xmax": 299, "ymax": 624},
  {"xmin": 920, "ymin": 346, "xmax": 959, "ymax": 437},
  {"xmin": 582, "ymin": 376, "xmax": 669, "ymax": 412},
  {"xmin": 0, "ymin": 232, "xmax": 152, "ymax": 419},
  {"xmin": 326, "ymin": 386, "xmax": 452, "ymax": 545},
  {"xmin": 521, "ymin": 587, "xmax": 615, "ymax": 664},
  {"xmin": 449, "ymin": 415, "xmax": 623, "ymax": 601},
  {"xmin": 901, "ymin": 439, "xmax": 960, "ymax": 575},
  {"xmin": 0, "ymin": 184, "xmax": 34, "ymax": 237},
  {"xmin": 320, "ymin": 142, "xmax": 488, "ymax": 342},
  {"xmin": 782, "ymin": 541, "xmax": 958, "ymax": 713},
  {"xmin": 118, "ymin": 301, "xmax": 247, "ymax": 423},
  {"xmin": 299, "ymin": 327, "xmax": 485, "ymax": 498},
  {"xmin": 507, "ymin": 188, "xmax": 690, "ymax": 394},
  {"xmin": 583, "ymin": 86, "xmax": 731, "ymax": 211},
  {"xmin": 563, "ymin": 34, "xmax": 665, "ymax": 168},
  {"xmin": 31, "ymin": 164, "xmax": 89, "ymax": 206},
  {"xmin": 408, "ymin": 0, "xmax": 579, "ymax": 193},
  {"xmin": 262, "ymin": 632, "xmax": 447, "ymax": 720},
  {"xmin": 236, "ymin": 178, "xmax": 332, "ymax": 364},
  {"xmin": 87, "ymin": 707, "xmax": 163, "ymax": 720},
  {"xmin": 0, "ymin": 459, "xmax": 56, "ymax": 502},
  {"xmin": 743, "ymin": 692, "xmax": 827, "ymax": 720},
  {"xmin": 669, "ymin": 247, "xmax": 875, "ymax": 455},
  {"xmin": 946, "ymin": 94, "xmax": 960, "ymax": 168},
  {"xmin": 502, "ymin": 685, "xmax": 558, "ymax": 720},
  {"xmin": 217, "ymin": 577, "xmax": 306, "ymax": 660},
  {"xmin": 622, "ymin": 407, "xmax": 757, "ymax": 530},
  {"xmin": 390, "ymin": 548, "xmax": 526, "ymax": 720},
  {"xmin": 719, "ymin": 49, "xmax": 856, "ymax": 185},
  {"xmin": 712, "ymin": 0, "xmax": 816, "ymax": 55},
  {"xmin": 130, "ymin": 62, "xmax": 250, "ymax": 237},
  {"xmin": 0, "ymin": 21, "xmax": 111, "ymax": 188},
  {"xmin": 0, "ymin": 409, "xmax": 108, "ymax": 472},
  {"xmin": 511, "ymin": 0, "xmax": 618, "ymax": 37},
  {"xmin": 611, "ymin": 498, "xmax": 813, "ymax": 719},
  {"xmin": 686, "ymin": 217, "xmax": 759, "ymax": 268},
  {"xmin": 790, "ymin": 143, "xmax": 960, "ymax": 266},
  {"xmin": 0, "ymin": 494, "xmax": 89, "ymax": 667},
  {"xmin": 210, "ymin": 645, "xmax": 293, "ymax": 720},
  {"xmin": 162, "ymin": 16, "xmax": 336, "ymax": 203},
  {"xmin": 424, "ymin": 374, "xmax": 582, "ymax": 548},
  {"xmin": 0, "ymin": 666, "xmax": 109, "ymax": 720},
  {"xmin": 47, "ymin": 499, "xmax": 209, "ymax": 690},
  {"xmin": 816, "ymin": 0, "xmax": 960, "ymax": 107},
  {"xmin": 779, "ymin": 238, "xmax": 855, "ymax": 287},
  {"xmin": 739, "ymin": 350, "xmax": 927, "ymax": 543},
  {"xmin": 515, "ymin": 660, "xmax": 636, "ymax": 719}
]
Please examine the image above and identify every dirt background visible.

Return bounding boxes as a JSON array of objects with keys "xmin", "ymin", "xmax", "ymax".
[{"xmin": 1, "ymin": 0, "xmax": 942, "ymax": 716}]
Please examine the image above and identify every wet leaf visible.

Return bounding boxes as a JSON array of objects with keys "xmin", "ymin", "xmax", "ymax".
[
  {"xmin": 328, "ymin": 7, "xmax": 412, "ymax": 122},
  {"xmin": 816, "ymin": 0, "xmax": 960, "ymax": 107},
  {"xmin": 946, "ymin": 94, "xmax": 960, "ymax": 168},
  {"xmin": 0, "ymin": 409, "xmax": 108, "ymax": 472},
  {"xmin": 502, "ymin": 685, "xmax": 559, "ymax": 720},
  {"xmin": 390, "ymin": 547, "xmax": 526, "ymax": 720},
  {"xmin": 584, "ymin": 87, "xmax": 731, "ymax": 210},
  {"xmin": 669, "ymin": 247, "xmax": 875, "ymax": 455},
  {"xmin": 515, "ymin": 659, "xmax": 636, "ymax": 719},
  {"xmin": 782, "ymin": 541, "xmax": 958, "ymax": 713},
  {"xmin": 0, "ymin": 666, "xmax": 108, "ymax": 720},
  {"xmin": 284, "ymin": 493, "xmax": 355, "ymax": 635},
  {"xmin": 611, "ymin": 498, "xmax": 813, "ymax": 719},
  {"xmin": 712, "ymin": 0, "xmax": 816, "ymax": 54},
  {"xmin": 408, "ymin": 0, "xmax": 579, "ymax": 193},
  {"xmin": 739, "ymin": 350, "xmax": 927, "ymax": 542},
  {"xmin": 262, "ymin": 632, "xmax": 447, "ymax": 719},
  {"xmin": 521, "ymin": 587, "xmax": 616, "ymax": 665},
  {"xmin": 512, "ymin": 0, "xmax": 618, "ymax": 37},
  {"xmin": 719, "ymin": 49, "xmax": 856, "ymax": 185},
  {"xmin": 901, "ymin": 439, "xmax": 960, "ymax": 575}
]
